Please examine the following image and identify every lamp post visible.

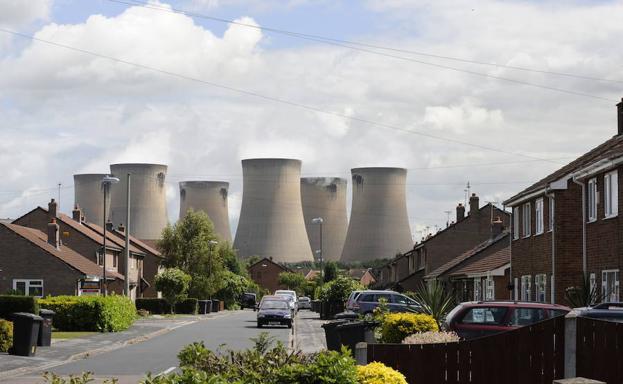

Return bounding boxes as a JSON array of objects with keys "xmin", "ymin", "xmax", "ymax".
[
  {"xmin": 208, "ymin": 240, "xmax": 218, "ymax": 299},
  {"xmin": 311, "ymin": 217, "xmax": 324, "ymax": 282},
  {"xmin": 101, "ymin": 175, "xmax": 119, "ymax": 296}
]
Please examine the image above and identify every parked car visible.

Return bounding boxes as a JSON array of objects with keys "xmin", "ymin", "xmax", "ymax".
[
  {"xmin": 345, "ymin": 290, "xmax": 363, "ymax": 311},
  {"xmin": 275, "ymin": 290, "xmax": 298, "ymax": 312},
  {"xmin": 298, "ymin": 296, "xmax": 311, "ymax": 310},
  {"xmin": 443, "ymin": 301, "xmax": 571, "ymax": 340},
  {"xmin": 240, "ymin": 292, "xmax": 257, "ymax": 310},
  {"xmin": 353, "ymin": 290, "xmax": 422, "ymax": 317},
  {"xmin": 576, "ymin": 302, "xmax": 623, "ymax": 323},
  {"xmin": 257, "ymin": 296, "xmax": 293, "ymax": 328}
]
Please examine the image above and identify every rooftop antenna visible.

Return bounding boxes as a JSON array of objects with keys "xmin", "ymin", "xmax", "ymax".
[
  {"xmin": 464, "ymin": 181, "xmax": 471, "ymax": 206},
  {"xmin": 58, "ymin": 183, "xmax": 61, "ymax": 210},
  {"xmin": 444, "ymin": 210, "xmax": 452, "ymax": 227}
]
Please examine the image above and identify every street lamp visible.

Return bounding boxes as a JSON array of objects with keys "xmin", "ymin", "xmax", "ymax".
[
  {"xmin": 311, "ymin": 217, "xmax": 324, "ymax": 281},
  {"xmin": 101, "ymin": 175, "xmax": 119, "ymax": 296},
  {"xmin": 207, "ymin": 240, "xmax": 218, "ymax": 300}
]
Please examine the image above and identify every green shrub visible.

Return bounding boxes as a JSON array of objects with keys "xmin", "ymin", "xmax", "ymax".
[
  {"xmin": 39, "ymin": 295, "xmax": 135, "ymax": 332},
  {"xmin": 318, "ymin": 276, "xmax": 363, "ymax": 304},
  {"xmin": 136, "ymin": 298, "xmax": 198, "ymax": 314},
  {"xmin": 175, "ymin": 298, "xmax": 198, "ymax": 314},
  {"xmin": 0, "ymin": 295, "xmax": 39, "ymax": 319},
  {"xmin": 357, "ymin": 362, "xmax": 407, "ymax": 384},
  {"xmin": 380, "ymin": 313, "xmax": 439, "ymax": 343},
  {"xmin": 0, "ymin": 319, "xmax": 13, "ymax": 352},
  {"xmin": 275, "ymin": 347, "xmax": 358, "ymax": 384}
]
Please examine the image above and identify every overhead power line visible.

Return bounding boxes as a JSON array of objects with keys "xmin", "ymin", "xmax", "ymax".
[
  {"xmin": 108, "ymin": 0, "xmax": 623, "ymax": 88},
  {"xmin": 0, "ymin": 27, "xmax": 567, "ymax": 164}
]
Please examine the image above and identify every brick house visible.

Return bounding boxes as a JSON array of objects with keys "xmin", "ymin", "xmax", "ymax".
[
  {"xmin": 13, "ymin": 199, "xmax": 145, "ymax": 298},
  {"xmin": 504, "ymin": 99, "xmax": 623, "ymax": 304},
  {"xmin": 347, "ymin": 268, "xmax": 377, "ymax": 287},
  {"xmin": 0, "ymin": 221, "xmax": 122, "ymax": 296},
  {"xmin": 375, "ymin": 193, "xmax": 510, "ymax": 292},
  {"xmin": 248, "ymin": 257, "xmax": 292, "ymax": 294}
]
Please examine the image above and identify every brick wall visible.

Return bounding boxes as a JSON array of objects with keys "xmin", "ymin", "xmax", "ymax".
[{"xmin": 248, "ymin": 259, "xmax": 289, "ymax": 294}]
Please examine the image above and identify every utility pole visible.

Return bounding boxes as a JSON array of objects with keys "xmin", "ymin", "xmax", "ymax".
[{"xmin": 124, "ymin": 173, "xmax": 131, "ymax": 298}]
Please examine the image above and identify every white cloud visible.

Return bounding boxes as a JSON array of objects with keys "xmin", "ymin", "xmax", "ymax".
[{"xmin": 0, "ymin": 0, "xmax": 52, "ymax": 27}]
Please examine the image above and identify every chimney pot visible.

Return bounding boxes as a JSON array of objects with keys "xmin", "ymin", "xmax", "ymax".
[
  {"xmin": 118, "ymin": 223, "xmax": 125, "ymax": 233},
  {"xmin": 105, "ymin": 220, "xmax": 114, "ymax": 231},
  {"xmin": 48, "ymin": 198, "xmax": 58, "ymax": 219},
  {"xmin": 47, "ymin": 219, "xmax": 60, "ymax": 249},
  {"xmin": 469, "ymin": 194, "xmax": 480, "ymax": 215},
  {"xmin": 456, "ymin": 203, "xmax": 465, "ymax": 221},
  {"xmin": 618, "ymin": 98, "xmax": 623, "ymax": 136},
  {"xmin": 72, "ymin": 204, "xmax": 83, "ymax": 223}
]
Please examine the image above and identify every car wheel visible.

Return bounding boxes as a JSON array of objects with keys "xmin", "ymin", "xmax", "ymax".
[{"xmin": 287, "ymin": 321, "xmax": 292, "ymax": 329}]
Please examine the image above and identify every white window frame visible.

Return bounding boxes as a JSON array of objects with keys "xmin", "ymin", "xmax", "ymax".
[
  {"xmin": 604, "ymin": 170, "xmax": 618, "ymax": 218},
  {"xmin": 588, "ymin": 178, "xmax": 597, "ymax": 222},
  {"xmin": 522, "ymin": 203, "xmax": 531, "ymax": 238},
  {"xmin": 521, "ymin": 275, "xmax": 531, "ymax": 301},
  {"xmin": 548, "ymin": 197, "xmax": 555, "ymax": 232},
  {"xmin": 473, "ymin": 278, "xmax": 482, "ymax": 301},
  {"xmin": 535, "ymin": 274, "xmax": 547, "ymax": 303},
  {"xmin": 535, "ymin": 198, "xmax": 544, "ymax": 235},
  {"xmin": 602, "ymin": 270, "xmax": 620, "ymax": 303},
  {"xmin": 590, "ymin": 273, "xmax": 597, "ymax": 304},
  {"xmin": 13, "ymin": 279, "xmax": 44, "ymax": 297},
  {"xmin": 485, "ymin": 275, "xmax": 495, "ymax": 300},
  {"xmin": 513, "ymin": 207, "xmax": 520, "ymax": 240}
]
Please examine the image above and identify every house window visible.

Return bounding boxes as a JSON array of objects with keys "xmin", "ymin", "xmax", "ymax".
[
  {"xmin": 514, "ymin": 277, "xmax": 519, "ymax": 301},
  {"xmin": 602, "ymin": 270, "xmax": 620, "ymax": 302},
  {"xmin": 535, "ymin": 274, "xmax": 547, "ymax": 303},
  {"xmin": 13, "ymin": 279, "xmax": 44, "ymax": 297},
  {"xmin": 522, "ymin": 203, "xmax": 531, "ymax": 237},
  {"xmin": 535, "ymin": 198, "xmax": 544, "ymax": 235},
  {"xmin": 485, "ymin": 276, "xmax": 495, "ymax": 300},
  {"xmin": 548, "ymin": 197, "xmax": 555, "ymax": 232},
  {"xmin": 588, "ymin": 178, "xmax": 597, "ymax": 222},
  {"xmin": 521, "ymin": 275, "xmax": 531, "ymax": 301},
  {"xmin": 604, "ymin": 170, "xmax": 618, "ymax": 218},
  {"xmin": 473, "ymin": 278, "xmax": 482, "ymax": 301},
  {"xmin": 513, "ymin": 207, "xmax": 519, "ymax": 240},
  {"xmin": 113, "ymin": 254, "xmax": 117, "ymax": 268},
  {"xmin": 590, "ymin": 273, "xmax": 597, "ymax": 304}
]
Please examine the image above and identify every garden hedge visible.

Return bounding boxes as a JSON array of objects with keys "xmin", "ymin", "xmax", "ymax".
[
  {"xmin": 0, "ymin": 319, "xmax": 13, "ymax": 352},
  {"xmin": 380, "ymin": 313, "xmax": 439, "ymax": 343},
  {"xmin": 135, "ymin": 298, "xmax": 198, "ymax": 314},
  {"xmin": 39, "ymin": 295, "xmax": 136, "ymax": 332},
  {"xmin": 0, "ymin": 295, "xmax": 39, "ymax": 319}
]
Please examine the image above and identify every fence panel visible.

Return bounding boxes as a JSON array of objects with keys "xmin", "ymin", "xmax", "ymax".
[
  {"xmin": 367, "ymin": 316, "xmax": 565, "ymax": 384},
  {"xmin": 577, "ymin": 317, "xmax": 623, "ymax": 384}
]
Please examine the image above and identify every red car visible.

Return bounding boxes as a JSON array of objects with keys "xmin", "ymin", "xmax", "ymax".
[{"xmin": 443, "ymin": 301, "xmax": 570, "ymax": 340}]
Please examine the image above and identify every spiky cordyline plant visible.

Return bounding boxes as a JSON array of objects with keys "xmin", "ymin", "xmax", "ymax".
[{"xmin": 412, "ymin": 280, "xmax": 456, "ymax": 328}]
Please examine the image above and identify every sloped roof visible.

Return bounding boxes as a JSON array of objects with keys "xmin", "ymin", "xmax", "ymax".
[
  {"xmin": 425, "ymin": 232, "xmax": 509, "ymax": 280},
  {"xmin": 448, "ymin": 247, "xmax": 510, "ymax": 277},
  {"xmin": 504, "ymin": 134, "xmax": 623, "ymax": 205},
  {"xmin": 80, "ymin": 221, "xmax": 145, "ymax": 255},
  {"xmin": 2, "ymin": 223, "xmax": 123, "ymax": 279},
  {"xmin": 305, "ymin": 270, "xmax": 320, "ymax": 280},
  {"xmin": 248, "ymin": 257, "xmax": 292, "ymax": 273},
  {"xmin": 111, "ymin": 229, "xmax": 162, "ymax": 258},
  {"xmin": 347, "ymin": 268, "xmax": 369, "ymax": 280}
]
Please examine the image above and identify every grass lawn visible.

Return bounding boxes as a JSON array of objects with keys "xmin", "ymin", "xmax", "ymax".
[{"xmin": 52, "ymin": 331, "xmax": 99, "ymax": 339}]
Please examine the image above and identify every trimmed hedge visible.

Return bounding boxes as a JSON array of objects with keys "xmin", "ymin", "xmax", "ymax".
[
  {"xmin": 39, "ymin": 295, "xmax": 136, "ymax": 332},
  {"xmin": 0, "ymin": 295, "xmax": 39, "ymax": 319},
  {"xmin": 0, "ymin": 319, "xmax": 13, "ymax": 352},
  {"xmin": 380, "ymin": 313, "xmax": 439, "ymax": 343},
  {"xmin": 135, "ymin": 298, "xmax": 198, "ymax": 314}
]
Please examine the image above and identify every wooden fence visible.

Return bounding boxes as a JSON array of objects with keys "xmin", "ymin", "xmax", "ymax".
[
  {"xmin": 577, "ymin": 317, "xmax": 623, "ymax": 383},
  {"xmin": 367, "ymin": 316, "xmax": 565, "ymax": 384}
]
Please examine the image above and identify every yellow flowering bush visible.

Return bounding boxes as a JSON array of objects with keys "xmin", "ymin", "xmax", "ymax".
[
  {"xmin": 380, "ymin": 312, "xmax": 438, "ymax": 343},
  {"xmin": 357, "ymin": 362, "xmax": 407, "ymax": 384}
]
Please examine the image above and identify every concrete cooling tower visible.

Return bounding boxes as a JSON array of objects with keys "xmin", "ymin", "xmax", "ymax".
[
  {"xmin": 179, "ymin": 181, "xmax": 232, "ymax": 242},
  {"xmin": 301, "ymin": 177, "xmax": 348, "ymax": 262},
  {"xmin": 109, "ymin": 163, "xmax": 169, "ymax": 242},
  {"xmin": 234, "ymin": 158, "xmax": 313, "ymax": 262},
  {"xmin": 341, "ymin": 167, "xmax": 413, "ymax": 263},
  {"xmin": 74, "ymin": 174, "xmax": 109, "ymax": 225}
]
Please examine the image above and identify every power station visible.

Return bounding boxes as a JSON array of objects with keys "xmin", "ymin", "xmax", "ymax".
[
  {"xmin": 179, "ymin": 181, "xmax": 232, "ymax": 242},
  {"xmin": 73, "ymin": 173, "xmax": 109, "ymax": 225},
  {"xmin": 341, "ymin": 167, "xmax": 413, "ymax": 262},
  {"xmin": 109, "ymin": 163, "xmax": 169, "ymax": 242},
  {"xmin": 300, "ymin": 177, "xmax": 348, "ymax": 262},
  {"xmin": 234, "ymin": 158, "xmax": 313, "ymax": 262}
]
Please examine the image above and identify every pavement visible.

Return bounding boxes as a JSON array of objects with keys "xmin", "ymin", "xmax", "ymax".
[{"xmin": 0, "ymin": 309, "xmax": 327, "ymax": 384}]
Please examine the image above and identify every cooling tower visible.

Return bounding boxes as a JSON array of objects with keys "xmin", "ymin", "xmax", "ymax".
[
  {"xmin": 109, "ymin": 163, "xmax": 168, "ymax": 241},
  {"xmin": 341, "ymin": 167, "xmax": 413, "ymax": 262},
  {"xmin": 301, "ymin": 177, "xmax": 348, "ymax": 262},
  {"xmin": 234, "ymin": 158, "xmax": 313, "ymax": 262},
  {"xmin": 74, "ymin": 174, "xmax": 109, "ymax": 225},
  {"xmin": 179, "ymin": 181, "xmax": 232, "ymax": 242}
]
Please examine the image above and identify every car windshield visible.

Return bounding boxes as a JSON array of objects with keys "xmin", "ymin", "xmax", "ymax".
[
  {"xmin": 276, "ymin": 294, "xmax": 294, "ymax": 301},
  {"xmin": 261, "ymin": 301, "xmax": 288, "ymax": 310},
  {"xmin": 300, "ymin": 298, "xmax": 310, "ymax": 302}
]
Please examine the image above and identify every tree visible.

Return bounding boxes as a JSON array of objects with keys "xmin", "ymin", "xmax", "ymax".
[
  {"xmin": 155, "ymin": 268, "xmax": 191, "ymax": 314},
  {"xmin": 323, "ymin": 261, "xmax": 339, "ymax": 283},
  {"xmin": 278, "ymin": 272, "xmax": 306, "ymax": 293}
]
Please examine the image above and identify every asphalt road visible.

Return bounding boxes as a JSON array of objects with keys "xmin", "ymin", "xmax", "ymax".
[{"xmin": 35, "ymin": 310, "xmax": 291, "ymax": 379}]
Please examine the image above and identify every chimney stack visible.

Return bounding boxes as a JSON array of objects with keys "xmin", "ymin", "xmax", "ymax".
[
  {"xmin": 491, "ymin": 216, "xmax": 504, "ymax": 237},
  {"xmin": 105, "ymin": 220, "xmax": 114, "ymax": 231},
  {"xmin": 618, "ymin": 98, "xmax": 623, "ymax": 136},
  {"xmin": 469, "ymin": 193, "xmax": 479, "ymax": 215},
  {"xmin": 118, "ymin": 223, "xmax": 125, "ymax": 233},
  {"xmin": 72, "ymin": 204, "xmax": 83, "ymax": 223},
  {"xmin": 47, "ymin": 218, "xmax": 60, "ymax": 249},
  {"xmin": 456, "ymin": 203, "xmax": 465, "ymax": 222},
  {"xmin": 48, "ymin": 199, "xmax": 58, "ymax": 219}
]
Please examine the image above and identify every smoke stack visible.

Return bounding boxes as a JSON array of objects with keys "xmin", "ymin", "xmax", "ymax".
[
  {"xmin": 341, "ymin": 167, "xmax": 413, "ymax": 263},
  {"xmin": 301, "ymin": 177, "xmax": 348, "ymax": 262},
  {"xmin": 456, "ymin": 203, "xmax": 465, "ymax": 222},
  {"xmin": 72, "ymin": 204, "xmax": 83, "ymax": 223},
  {"xmin": 109, "ymin": 163, "xmax": 168, "ymax": 241},
  {"xmin": 47, "ymin": 218, "xmax": 60, "ymax": 249},
  {"xmin": 74, "ymin": 174, "xmax": 110, "ymax": 226},
  {"xmin": 234, "ymin": 158, "xmax": 313, "ymax": 262},
  {"xmin": 106, "ymin": 220, "xmax": 114, "ymax": 231},
  {"xmin": 179, "ymin": 181, "xmax": 232, "ymax": 242},
  {"xmin": 618, "ymin": 98, "xmax": 623, "ymax": 136},
  {"xmin": 491, "ymin": 216, "xmax": 504, "ymax": 237},
  {"xmin": 118, "ymin": 223, "xmax": 125, "ymax": 233},
  {"xmin": 48, "ymin": 199, "xmax": 58, "ymax": 219},
  {"xmin": 469, "ymin": 193, "xmax": 479, "ymax": 215}
]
